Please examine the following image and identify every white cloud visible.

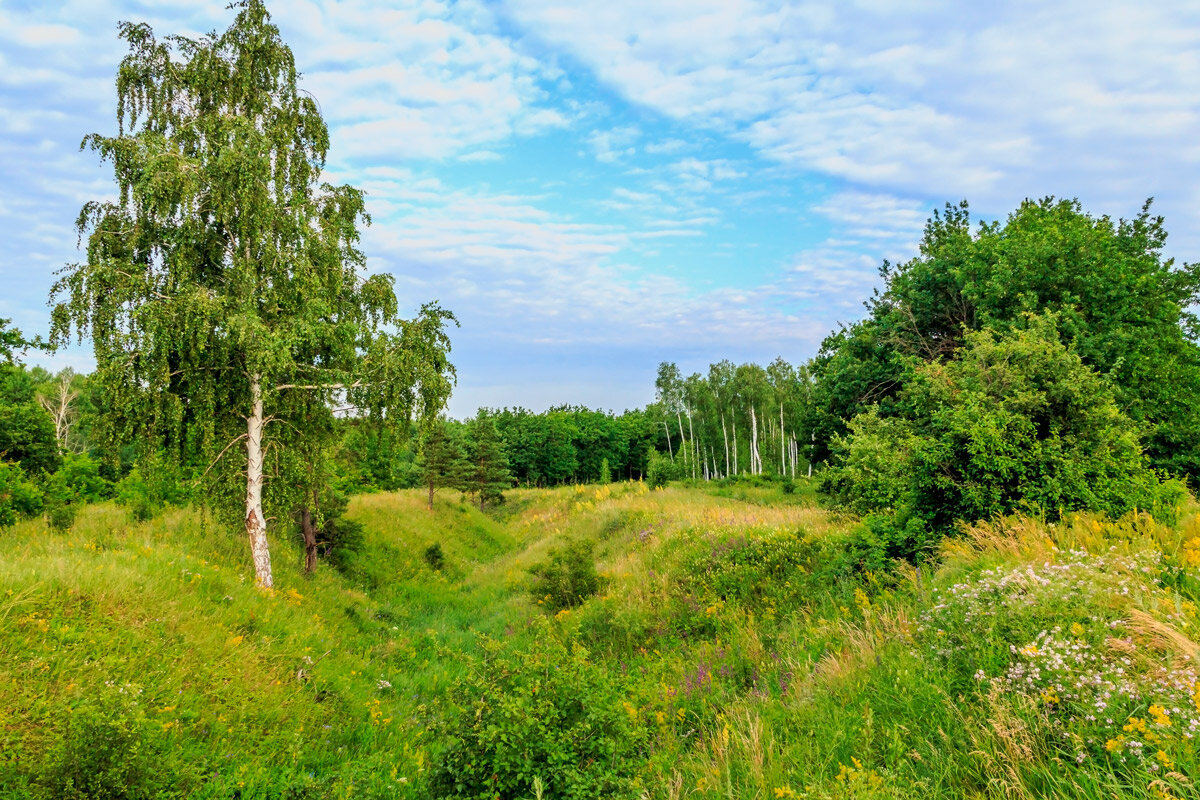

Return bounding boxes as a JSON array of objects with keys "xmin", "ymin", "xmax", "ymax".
[{"xmin": 499, "ymin": 0, "xmax": 1200, "ymax": 243}]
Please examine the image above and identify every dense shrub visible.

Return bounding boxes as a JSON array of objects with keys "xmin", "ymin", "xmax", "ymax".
[
  {"xmin": 115, "ymin": 457, "xmax": 190, "ymax": 522},
  {"xmin": 822, "ymin": 317, "xmax": 1178, "ymax": 544},
  {"xmin": 45, "ymin": 501, "xmax": 78, "ymax": 532},
  {"xmin": 430, "ymin": 624, "xmax": 650, "ymax": 799},
  {"xmin": 53, "ymin": 454, "xmax": 113, "ymax": 502},
  {"xmin": 38, "ymin": 688, "xmax": 176, "ymax": 799},
  {"xmin": 423, "ymin": 542, "xmax": 446, "ymax": 570},
  {"xmin": 645, "ymin": 449, "xmax": 676, "ymax": 489},
  {"xmin": 529, "ymin": 539, "xmax": 606, "ymax": 611},
  {"xmin": 0, "ymin": 460, "xmax": 43, "ymax": 528}
]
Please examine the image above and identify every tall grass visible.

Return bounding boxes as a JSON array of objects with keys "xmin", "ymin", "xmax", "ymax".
[{"xmin": 1, "ymin": 481, "xmax": 1197, "ymax": 799}]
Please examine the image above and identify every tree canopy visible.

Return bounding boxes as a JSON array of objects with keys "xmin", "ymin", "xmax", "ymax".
[{"xmin": 811, "ymin": 198, "xmax": 1200, "ymax": 479}]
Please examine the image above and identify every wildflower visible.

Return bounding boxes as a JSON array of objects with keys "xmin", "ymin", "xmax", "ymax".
[
  {"xmin": 1105, "ymin": 737, "xmax": 1123, "ymax": 753},
  {"xmin": 1148, "ymin": 705, "xmax": 1172, "ymax": 728},
  {"xmin": 1124, "ymin": 717, "xmax": 1147, "ymax": 734}
]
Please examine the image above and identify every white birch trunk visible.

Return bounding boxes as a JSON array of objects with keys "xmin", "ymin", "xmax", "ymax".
[
  {"xmin": 245, "ymin": 374, "xmax": 273, "ymax": 589},
  {"xmin": 780, "ymin": 403, "xmax": 786, "ymax": 476},
  {"xmin": 721, "ymin": 414, "xmax": 730, "ymax": 477},
  {"xmin": 686, "ymin": 409, "xmax": 697, "ymax": 480},
  {"xmin": 663, "ymin": 421, "xmax": 673, "ymax": 459},
  {"xmin": 733, "ymin": 418, "xmax": 739, "ymax": 475},
  {"xmin": 750, "ymin": 406, "xmax": 760, "ymax": 475}
]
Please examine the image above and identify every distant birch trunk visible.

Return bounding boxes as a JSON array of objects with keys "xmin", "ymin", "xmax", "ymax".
[
  {"xmin": 780, "ymin": 403, "xmax": 786, "ymax": 476},
  {"xmin": 686, "ymin": 409, "xmax": 697, "ymax": 480},
  {"xmin": 721, "ymin": 414, "xmax": 730, "ymax": 477},
  {"xmin": 663, "ymin": 421, "xmax": 673, "ymax": 459},
  {"xmin": 733, "ymin": 419, "xmax": 739, "ymax": 475},
  {"xmin": 749, "ymin": 406, "xmax": 760, "ymax": 475}
]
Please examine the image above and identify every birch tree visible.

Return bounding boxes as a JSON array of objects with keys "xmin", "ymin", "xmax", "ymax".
[{"xmin": 51, "ymin": 1, "xmax": 455, "ymax": 588}]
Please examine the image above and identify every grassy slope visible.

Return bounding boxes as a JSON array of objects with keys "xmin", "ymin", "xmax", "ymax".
[{"xmin": 1, "ymin": 483, "xmax": 1199, "ymax": 799}]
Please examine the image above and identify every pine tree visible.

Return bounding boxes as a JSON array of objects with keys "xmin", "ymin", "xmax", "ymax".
[
  {"xmin": 418, "ymin": 421, "xmax": 468, "ymax": 510},
  {"xmin": 465, "ymin": 414, "xmax": 511, "ymax": 510}
]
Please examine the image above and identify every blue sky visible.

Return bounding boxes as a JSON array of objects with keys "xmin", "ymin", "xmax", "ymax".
[{"xmin": 2, "ymin": 1, "xmax": 1199, "ymax": 416}]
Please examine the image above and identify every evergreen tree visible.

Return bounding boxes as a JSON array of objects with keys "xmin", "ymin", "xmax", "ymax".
[
  {"xmin": 465, "ymin": 413, "xmax": 511, "ymax": 510},
  {"xmin": 418, "ymin": 420, "xmax": 468, "ymax": 510}
]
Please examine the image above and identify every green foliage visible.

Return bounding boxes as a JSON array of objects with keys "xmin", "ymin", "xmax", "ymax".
[
  {"xmin": 0, "ymin": 365, "xmax": 60, "ymax": 475},
  {"xmin": 0, "ymin": 460, "xmax": 43, "ymax": 528},
  {"xmin": 315, "ymin": 489, "xmax": 366, "ymax": 574},
  {"xmin": 464, "ymin": 413, "xmax": 511, "ymax": 509},
  {"xmin": 430, "ymin": 624, "xmax": 649, "ymax": 800},
  {"xmin": 45, "ymin": 501, "xmax": 78, "ymax": 533},
  {"xmin": 823, "ymin": 319, "xmax": 1176, "ymax": 542},
  {"xmin": 38, "ymin": 687, "xmax": 175, "ymax": 800},
  {"xmin": 0, "ymin": 318, "xmax": 37, "ymax": 364},
  {"xmin": 423, "ymin": 542, "xmax": 446, "ymax": 571},
  {"xmin": 811, "ymin": 198, "xmax": 1200, "ymax": 480},
  {"xmin": 52, "ymin": 454, "xmax": 112, "ymax": 503},
  {"xmin": 50, "ymin": 0, "xmax": 456, "ymax": 585},
  {"xmin": 645, "ymin": 448, "xmax": 676, "ymax": 488},
  {"xmin": 418, "ymin": 419, "xmax": 468, "ymax": 506},
  {"xmin": 114, "ymin": 456, "xmax": 190, "ymax": 522},
  {"xmin": 529, "ymin": 539, "xmax": 606, "ymax": 611}
]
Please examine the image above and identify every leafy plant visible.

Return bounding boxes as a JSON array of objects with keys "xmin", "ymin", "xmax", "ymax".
[
  {"xmin": 529, "ymin": 539, "xmax": 607, "ymax": 611},
  {"xmin": 430, "ymin": 623, "xmax": 649, "ymax": 799},
  {"xmin": 38, "ymin": 688, "xmax": 176, "ymax": 799},
  {"xmin": 424, "ymin": 542, "xmax": 446, "ymax": 571}
]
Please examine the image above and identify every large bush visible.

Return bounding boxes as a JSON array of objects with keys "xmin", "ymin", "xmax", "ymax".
[
  {"xmin": 823, "ymin": 317, "xmax": 1178, "ymax": 535},
  {"xmin": 811, "ymin": 198, "xmax": 1200, "ymax": 479},
  {"xmin": 430, "ymin": 624, "xmax": 649, "ymax": 799},
  {"xmin": 0, "ymin": 460, "xmax": 43, "ymax": 528}
]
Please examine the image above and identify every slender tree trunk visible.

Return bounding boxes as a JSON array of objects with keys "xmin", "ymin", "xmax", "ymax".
[
  {"xmin": 300, "ymin": 507, "xmax": 318, "ymax": 574},
  {"xmin": 245, "ymin": 374, "xmax": 273, "ymax": 589},
  {"xmin": 750, "ymin": 406, "xmax": 760, "ymax": 475},
  {"xmin": 780, "ymin": 403, "xmax": 786, "ymax": 476},
  {"xmin": 663, "ymin": 421, "xmax": 673, "ymax": 459},
  {"xmin": 721, "ymin": 414, "xmax": 730, "ymax": 477},
  {"xmin": 686, "ymin": 409, "xmax": 697, "ymax": 480},
  {"xmin": 427, "ymin": 478, "xmax": 435, "ymax": 511},
  {"xmin": 808, "ymin": 431, "xmax": 815, "ymax": 478},
  {"xmin": 733, "ymin": 419, "xmax": 739, "ymax": 475}
]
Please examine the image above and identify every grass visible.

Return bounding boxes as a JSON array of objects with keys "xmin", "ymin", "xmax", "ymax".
[{"xmin": 1, "ymin": 480, "xmax": 1198, "ymax": 798}]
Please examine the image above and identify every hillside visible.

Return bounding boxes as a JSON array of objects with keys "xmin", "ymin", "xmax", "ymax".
[{"xmin": 2, "ymin": 482, "xmax": 1199, "ymax": 799}]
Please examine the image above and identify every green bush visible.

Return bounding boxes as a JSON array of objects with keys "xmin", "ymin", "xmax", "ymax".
[
  {"xmin": 0, "ymin": 460, "xmax": 43, "ymax": 528},
  {"xmin": 688, "ymin": 529, "xmax": 822, "ymax": 608},
  {"xmin": 46, "ymin": 501, "xmax": 78, "ymax": 532},
  {"xmin": 115, "ymin": 456, "xmax": 190, "ymax": 522},
  {"xmin": 822, "ymin": 317, "xmax": 1178, "ymax": 550},
  {"xmin": 645, "ymin": 449, "xmax": 676, "ymax": 489},
  {"xmin": 424, "ymin": 541, "xmax": 446, "ymax": 570},
  {"xmin": 53, "ymin": 454, "xmax": 113, "ymax": 502},
  {"xmin": 38, "ymin": 689, "xmax": 177, "ymax": 799},
  {"xmin": 529, "ymin": 539, "xmax": 606, "ymax": 611},
  {"xmin": 430, "ymin": 624, "xmax": 649, "ymax": 799}
]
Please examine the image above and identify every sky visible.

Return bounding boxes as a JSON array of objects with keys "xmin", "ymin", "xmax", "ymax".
[{"xmin": 2, "ymin": 1, "xmax": 1199, "ymax": 417}]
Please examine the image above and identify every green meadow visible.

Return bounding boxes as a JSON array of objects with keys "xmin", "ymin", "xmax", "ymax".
[{"xmin": 3, "ymin": 481, "xmax": 1199, "ymax": 799}]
